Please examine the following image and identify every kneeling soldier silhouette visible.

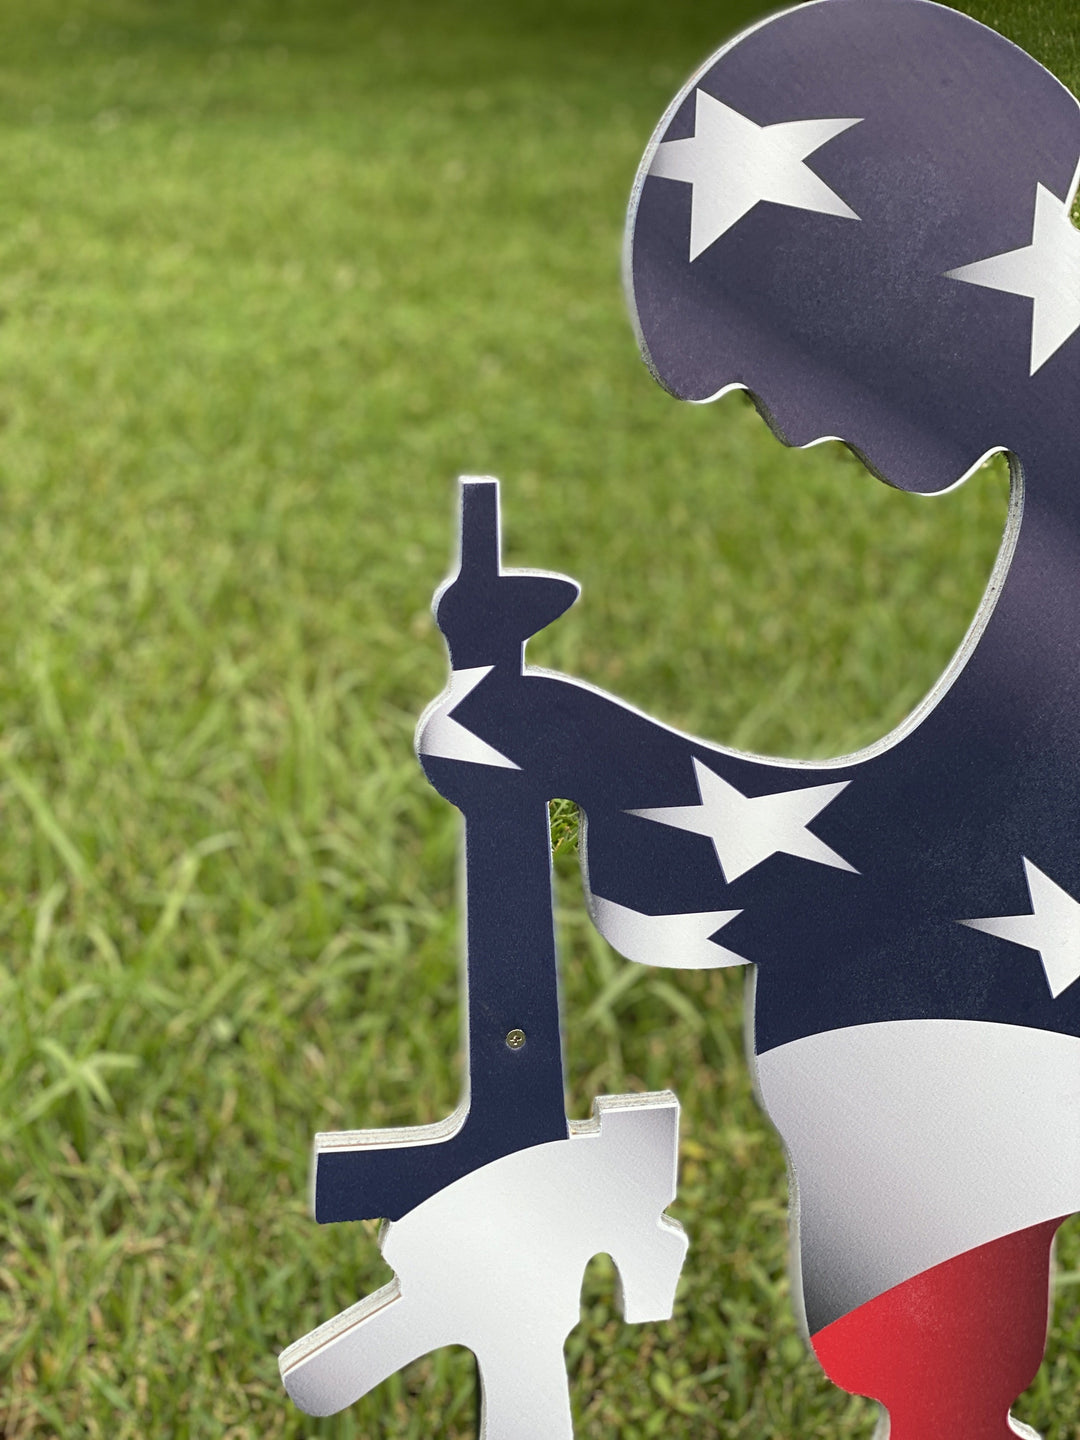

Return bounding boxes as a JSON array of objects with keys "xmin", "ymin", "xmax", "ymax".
[{"xmin": 282, "ymin": 2, "xmax": 1080, "ymax": 1436}]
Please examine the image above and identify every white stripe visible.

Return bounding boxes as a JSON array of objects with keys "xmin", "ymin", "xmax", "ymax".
[{"xmin": 754, "ymin": 1018, "xmax": 1080, "ymax": 1331}]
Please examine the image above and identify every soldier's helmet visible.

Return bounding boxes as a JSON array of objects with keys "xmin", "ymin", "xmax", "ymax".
[{"xmin": 626, "ymin": 0, "xmax": 1080, "ymax": 494}]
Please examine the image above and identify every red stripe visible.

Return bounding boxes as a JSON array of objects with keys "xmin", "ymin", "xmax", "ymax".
[{"xmin": 811, "ymin": 1217, "xmax": 1065, "ymax": 1440}]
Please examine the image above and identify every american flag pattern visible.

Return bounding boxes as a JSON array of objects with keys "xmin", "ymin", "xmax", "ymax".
[{"xmin": 308, "ymin": 2, "xmax": 1080, "ymax": 1434}]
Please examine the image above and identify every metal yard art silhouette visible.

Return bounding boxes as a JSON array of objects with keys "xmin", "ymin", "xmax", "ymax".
[{"xmin": 281, "ymin": 1, "xmax": 1080, "ymax": 1435}]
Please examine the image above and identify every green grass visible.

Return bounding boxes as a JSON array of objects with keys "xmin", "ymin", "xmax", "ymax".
[{"xmin": 0, "ymin": 0, "xmax": 1078, "ymax": 1435}]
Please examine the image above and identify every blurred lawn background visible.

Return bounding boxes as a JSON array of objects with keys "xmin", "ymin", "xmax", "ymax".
[{"xmin": 0, "ymin": 0, "xmax": 1077, "ymax": 1435}]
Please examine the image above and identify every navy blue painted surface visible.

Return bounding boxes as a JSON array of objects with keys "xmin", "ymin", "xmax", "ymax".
[
  {"xmin": 314, "ymin": 0, "xmax": 1080, "ymax": 1224},
  {"xmin": 630, "ymin": 0, "xmax": 1080, "ymax": 492},
  {"xmin": 315, "ymin": 487, "xmax": 573, "ymax": 1222}
]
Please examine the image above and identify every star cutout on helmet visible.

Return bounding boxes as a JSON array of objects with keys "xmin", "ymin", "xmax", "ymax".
[
  {"xmin": 648, "ymin": 90, "xmax": 862, "ymax": 262},
  {"xmin": 961, "ymin": 858, "xmax": 1080, "ymax": 999},
  {"xmin": 627, "ymin": 757, "xmax": 856, "ymax": 884},
  {"xmin": 945, "ymin": 182, "xmax": 1080, "ymax": 376}
]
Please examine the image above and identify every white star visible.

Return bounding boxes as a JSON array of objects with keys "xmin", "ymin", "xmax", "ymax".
[
  {"xmin": 961, "ymin": 858, "xmax": 1080, "ymax": 999},
  {"xmin": 945, "ymin": 183, "xmax": 1080, "ymax": 375},
  {"xmin": 648, "ymin": 90, "xmax": 862, "ymax": 262},
  {"xmin": 416, "ymin": 667, "xmax": 519, "ymax": 769},
  {"xmin": 627, "ymin": 758, "xmax": 856, "ymax": 884}
]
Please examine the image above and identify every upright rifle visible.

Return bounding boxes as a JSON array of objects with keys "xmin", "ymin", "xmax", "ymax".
[{"xmin": 314, "ymin": 478, "xmax": 580, "ymax": 1222}]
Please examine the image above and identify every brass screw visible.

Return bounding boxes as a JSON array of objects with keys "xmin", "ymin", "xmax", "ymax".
[{"xmin": 505, "ymin": 1028, "xmax": 526, "ymax": 1050}]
